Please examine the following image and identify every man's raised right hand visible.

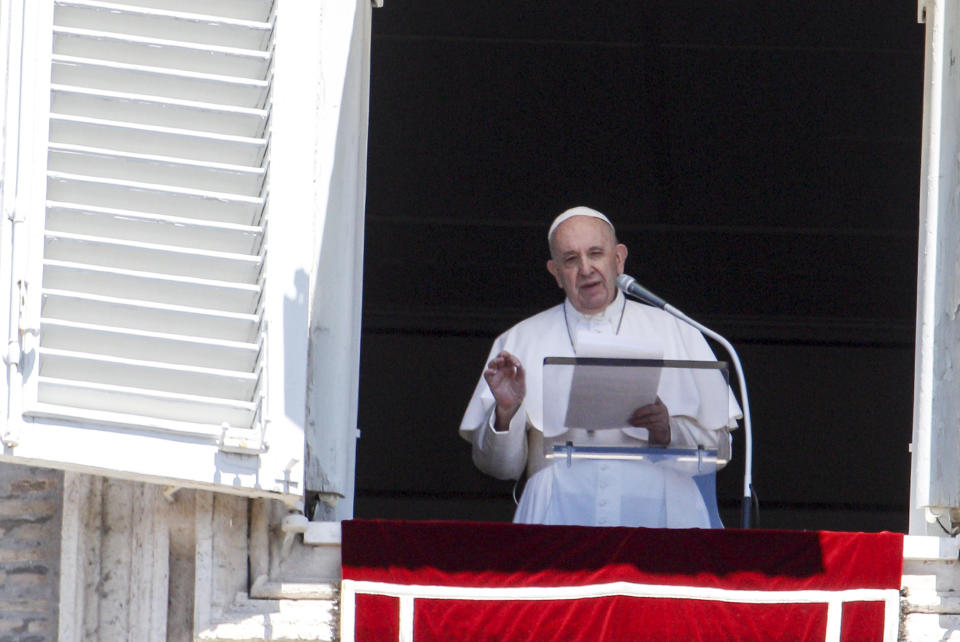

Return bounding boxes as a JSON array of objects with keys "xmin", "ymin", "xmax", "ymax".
[{"xmin": 483, "ymin": 350, "xmax": 526, "ymax": 431}]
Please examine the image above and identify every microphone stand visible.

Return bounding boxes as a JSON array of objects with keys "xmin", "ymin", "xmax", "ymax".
[{"xmin": 618, "ymin": 277, "xmax": 754, "ymax": 528}]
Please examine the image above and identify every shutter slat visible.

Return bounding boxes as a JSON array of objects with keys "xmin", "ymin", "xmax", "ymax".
[
  {"xmin": 52, "ymin": 57, "xmax": 269, "ymax": 108},
  {"xmin": 47, "ymin": 173, "xmax": 264, "ymax": 225},
  {"xmin": 52, "ymin": 56, "xmax": 269, "ymax": 109},
  {"xmin": 53, "ymin": 26, "xmax": 271, "ymax": 78},
  {"xmin": 46, "ymin": 202, "xmax": 263, "ymax": 253},
  {"xmin": 55, "ymin": 1, "xmax": 274, "ymax": 50},
  {"xmin": 47, "ymin": 147, "xmax": 265, "ymax": 197},
  {"xmin": 49, "ymin": 115, "xmax": 267, "ymax": 166},
  {"xmin": 36, "ymin": 378, "xmax": 257, "ymax": 427},
  {"xmin": 43, "ymin": 261, "xmax": 260, "ymax": 313},
  {"xmin": 51, "ymin": 85, "xmax": 268, "ymax": 137},
  {"xmin": 39, "ymin": 347, "xmax": 258, "ymax": 400},
  {"xmin": 41, "ymin": 319, "xmax": 259, "ymax": 371},
  {"xmin": 98, "ymin": 0, "xmax": 274, "ymax": 22},
  {"xmin": 42, "ymin": 290, "xmax": 260, "ymax": 342},
  {"xmin": 44, "ymin": 232, "xmax": 262, "ymax": 283}
]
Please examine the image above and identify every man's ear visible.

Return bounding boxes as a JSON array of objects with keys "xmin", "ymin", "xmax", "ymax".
[
  {"xmin": 546, "ymin": 259, "xmax": 563, "ymax": 288},
  {"xmin": 615, "ymin": 243, "xmax": 628, "ymax": 272}
]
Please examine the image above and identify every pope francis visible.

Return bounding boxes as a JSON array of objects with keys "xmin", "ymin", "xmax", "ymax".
[{"xmin": 459, "ymin": 206, "xmax": 741, "ymax": 528}]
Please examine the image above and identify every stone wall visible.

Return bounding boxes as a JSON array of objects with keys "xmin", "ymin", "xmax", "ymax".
[{"xmin": 0, "ymin": 463, "xmax": 62, "ymax": 642}]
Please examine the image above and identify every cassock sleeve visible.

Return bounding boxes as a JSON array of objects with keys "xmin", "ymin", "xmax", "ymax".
[
  {"xmin": 670, "ymin": 415, "xmax": 732, "ymax": 464},
  {"xmin": 459, "ymin": 334, "xmax": 529, "ymax": 481},
  {"xmin": 467, "ymin": 408, "xmax": 528, "ymax": 480}
]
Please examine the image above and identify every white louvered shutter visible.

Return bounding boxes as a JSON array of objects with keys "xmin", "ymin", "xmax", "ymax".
[
  {"xmin": 0, "ymin": 0, "xmax": 341, "ymax": 503},
  {"xmin": 40, "ymin": 0, "xmax": 272, "ymax": 436}
]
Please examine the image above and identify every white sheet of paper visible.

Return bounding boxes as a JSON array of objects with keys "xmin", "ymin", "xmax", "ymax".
[{"xmin": 558, "ymin": 331, "xmax": 663, "ymax": 431}]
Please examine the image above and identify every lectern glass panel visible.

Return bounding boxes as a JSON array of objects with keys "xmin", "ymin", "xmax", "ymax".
[{"xmin": 541, "ymin": 358, "xmax": 731, "ymax": 528}]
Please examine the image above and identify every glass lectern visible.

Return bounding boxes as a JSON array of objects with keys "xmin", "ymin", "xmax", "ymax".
[{"xmin": 541, "ymin": 357, "xmax": 733, "ymax": 528}]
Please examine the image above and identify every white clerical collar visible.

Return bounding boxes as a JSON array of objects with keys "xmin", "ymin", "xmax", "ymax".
[
  {"xmin": 562, "ymin": 290, "xmax": 627, "ymax": 349},
  {"xmin": 564, "ymin": 290, "xmax": 625, "ymax": 326}
]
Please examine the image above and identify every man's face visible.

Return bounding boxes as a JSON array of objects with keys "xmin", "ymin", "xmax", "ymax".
[{"xmin": 546, "ymin": 216, "xmax": 628, "ymax": 315}]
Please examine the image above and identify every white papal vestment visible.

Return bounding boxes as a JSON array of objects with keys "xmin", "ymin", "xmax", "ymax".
[{"xmin": 460, "ymin": 292, "xmax": 741, "ymax": 528}]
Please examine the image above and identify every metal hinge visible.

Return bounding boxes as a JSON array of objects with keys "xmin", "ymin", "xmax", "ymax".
[
  {"xmin": 2, "ymin": 277, "xmax": 39, "ymax": 449},
  {"xmin": 3, "ymin": 279, "xmax": 39, "ymax": 370}
]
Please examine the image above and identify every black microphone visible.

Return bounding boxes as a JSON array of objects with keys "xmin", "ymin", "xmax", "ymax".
[{"xmin": 616, "ymin": 274, "xmax": 667, "ymax": 309}]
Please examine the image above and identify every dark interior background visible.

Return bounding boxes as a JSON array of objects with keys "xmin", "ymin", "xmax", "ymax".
[{"xmin": 355, "ymin": 2, "xmax": 923, "ymax": 532}]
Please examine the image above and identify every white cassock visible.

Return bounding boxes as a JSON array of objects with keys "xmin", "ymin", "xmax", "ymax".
[{"xmin": 459, "ymin": 291, "xmax": 742, "ymax": 528}]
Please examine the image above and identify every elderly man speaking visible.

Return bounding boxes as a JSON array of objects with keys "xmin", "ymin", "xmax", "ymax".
[{"xmin": 459, "ymin": 206, "xmax": 740, "ymax": 528}]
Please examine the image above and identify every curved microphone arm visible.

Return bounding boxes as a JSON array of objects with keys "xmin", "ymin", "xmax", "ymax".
[
  {"xmin": 617, "ymin": 274, "xmax": 754, "ymax": 528},
  {"xmin": 666, "ymin": 305, "xmax": 753, "ymax": 529}
]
